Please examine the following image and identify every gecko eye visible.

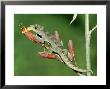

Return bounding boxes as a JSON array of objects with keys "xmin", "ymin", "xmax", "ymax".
[{"xmin": 37, "ymin": 34, "xmax": 42, "ymax": 38}]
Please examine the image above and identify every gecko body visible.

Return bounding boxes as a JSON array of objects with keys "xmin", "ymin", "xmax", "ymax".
[{"xmin": 21, "ymin": 24, "xmax": 89, "ymax": 75}]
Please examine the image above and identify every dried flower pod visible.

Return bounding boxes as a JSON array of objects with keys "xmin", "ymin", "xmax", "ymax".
[
  {"xmin": 54, "ymin": 30, "xmax": 60, "ymax": 41},
  {"xmin": 68, "ymin": 40, "xmax": 75, "ymax": 61},
  {"xmin": 38, "ymin": 52, "xmax": 57, "ymax": 59}
]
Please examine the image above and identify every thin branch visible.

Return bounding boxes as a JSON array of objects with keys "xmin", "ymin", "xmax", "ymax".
[
  {"xmin": 85, "ymin": 14, "xmax": 92, "ymax": 76},
  {"xmin": 70, "ymin": 14, "xmax": 77, "ymax": 24},
  {"xmin": 89, "ymin": 25, "xmax": 97, "ymax": 35}
]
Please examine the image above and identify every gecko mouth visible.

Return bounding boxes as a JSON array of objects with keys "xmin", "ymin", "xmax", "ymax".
[
  {"xmin": 21, "ymin": 26, "xmax": 31, "ymax": 34},
  {"xmin": 21, "ymin": 29, "xmax": 27, "ymax": 34}
]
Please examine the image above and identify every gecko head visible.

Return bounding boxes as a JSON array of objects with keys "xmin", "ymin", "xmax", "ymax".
[{"xmin": 20, "ymin": 24, "xmax": 46, "ymax": 42}]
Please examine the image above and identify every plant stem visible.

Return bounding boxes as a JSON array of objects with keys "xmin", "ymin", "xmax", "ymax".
[
  {"xmin": 70, "ymin": 14, "xmax": 77, "ymax": 24},
  {"xmin": 85, "ymin": 14, "xmax": 91, "ymax": 76}
]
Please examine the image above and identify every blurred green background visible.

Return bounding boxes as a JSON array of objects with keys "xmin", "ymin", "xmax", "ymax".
[{"xmin": 14, "ymin": 14, "xmax": 97, "ymax": 76}]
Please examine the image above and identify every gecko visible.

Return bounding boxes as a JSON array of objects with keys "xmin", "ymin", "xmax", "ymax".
[{"xmin": 20, "ymin": 24, "xmax": 91, "ymax": 76}]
